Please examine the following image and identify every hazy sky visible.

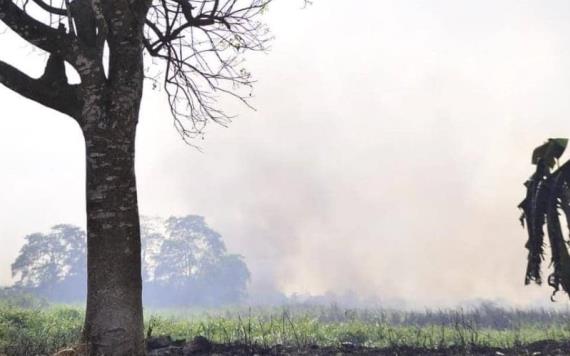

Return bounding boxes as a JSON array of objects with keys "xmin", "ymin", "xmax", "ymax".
[{"xmin": 2, "ymin": 0, "xmax": 570, "ymax": 307}]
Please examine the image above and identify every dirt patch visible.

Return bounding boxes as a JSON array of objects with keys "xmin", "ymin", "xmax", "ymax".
[{"xmin": 146, "ymin": 337, "xmax": 570, "ymax": 355}]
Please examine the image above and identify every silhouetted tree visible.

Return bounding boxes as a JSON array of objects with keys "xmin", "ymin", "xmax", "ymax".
[
  {"xmin": 196, "ymin": 254, "xmax": 250, "ymax": 304},
  {"xmin": 145, "ymin": 215, "xmax": 249, "ymax": 306},
  {"xmin": 153, "ymin": 216, "xmax": 224, "ymax": 281},
  {"xmin": 0, "ymin": 0, "xmax": 272, "ymax": 353},
  {"xmin": 12, "ymin": 225, "xmax": 87, "ymax": 302},
  {"xmin": 520, "ymin": 138, "xmax": 570, "ymax": 300},
  {"xmin": 12, "ymin": 216, "xmax": 250, "ymax": 307}
]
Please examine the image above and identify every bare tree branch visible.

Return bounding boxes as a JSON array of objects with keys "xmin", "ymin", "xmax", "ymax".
[
  {"xmin": 2, "ymin": 0, "xmax": 280, "ymax": 141},
  {"xmin": 0, "ymin": 0, "xmax": 76, "ymax": 60},
  {"xmin": 143, "ymin": 0, "xmax": 273, "ymax": 142},
  {"xmin": 0, "ymin": 59, "xmax": 80, "ymax": 119},
  {"xmin": 28, "ymin": 0, "xmax": 66, "ymax": 16}
]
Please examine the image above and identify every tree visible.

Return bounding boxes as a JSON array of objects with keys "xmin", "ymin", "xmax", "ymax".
[
  {"xmin": 12, "ymin": 225, "xmax": 86, "ymax": 302},
  {"xmin": 195, "ymin": 253, "xmax": 250, "ymax": 305},
  {"xmin": 519, "ymin": 138, "xmax": 570, "ymax": 300},
  {"xmin": 152, "ymin": 216, "xmax": 226, "ymax": 283},
  {"xmin": 145, "ymin": 215, "xmax": 250, "ymax": 306},
  {"xmin": 11, "ymin": 216, "xmax": 250, "ymax": 307},
  {"xmin": 0, "ymin": 0, "xmax": 272, "ymax": 353}
]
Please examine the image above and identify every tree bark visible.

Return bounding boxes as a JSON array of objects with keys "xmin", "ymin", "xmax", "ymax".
[
  {"xmin": 79, "ymin": 42, "xmax": 146, "ymax": 353},
  {"xmin": 81, "ymin": 115, "xmax": 145, "ymax": 355},
  {"xmin": 82, "ymin": 126, "xmax": 145, "ymax": 355}
]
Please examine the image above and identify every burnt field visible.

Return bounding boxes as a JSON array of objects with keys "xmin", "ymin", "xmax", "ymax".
[
  {"xmin": 3, "ymin": 301, "xmax": 570, "ymax": 355},
  {"xmin": 144, "ymin": 336, "xmax": 570, "ymax": 355}
]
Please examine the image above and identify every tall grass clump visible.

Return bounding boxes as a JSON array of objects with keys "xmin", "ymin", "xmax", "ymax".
[{"xmin": 0, "ymin": 293, "xmax": 82, "ymax": 355}]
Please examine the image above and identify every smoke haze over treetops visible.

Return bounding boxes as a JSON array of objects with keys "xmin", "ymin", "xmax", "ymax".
[{"xmin": 2, "ymin": 0, "xmax": 570, "ymax": 307}]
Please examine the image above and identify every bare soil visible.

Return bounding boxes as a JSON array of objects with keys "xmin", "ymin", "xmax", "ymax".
[{"xmin": 147, "ymin": 337, "xmax": 570, "ymax": 355}]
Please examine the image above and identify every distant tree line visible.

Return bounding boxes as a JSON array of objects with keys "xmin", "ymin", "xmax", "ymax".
[{"xmin": 10, "ymin": 216, "xmax": 250, "ymax": 307}]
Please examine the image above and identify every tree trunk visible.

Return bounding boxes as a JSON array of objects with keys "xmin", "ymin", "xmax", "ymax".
[
  {"xmin": 0, "ymin": 0, "xmax": 153, "ymax": 353},
  {"xmin": 80, "ymin": 74, "xmax": 145, "ymax": 355},
  {"xmin": 81, "ymin": 124, "xmax": 144, "ymax": 355}
]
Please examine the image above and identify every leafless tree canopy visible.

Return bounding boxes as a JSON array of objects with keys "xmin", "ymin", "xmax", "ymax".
[
  {"xmin": 5, "ymin": 0, "xmax": 273, "ymax": 141},
  {"xmin": 145, "ymin": 0, "xmax": 271, "ymax": 141}
]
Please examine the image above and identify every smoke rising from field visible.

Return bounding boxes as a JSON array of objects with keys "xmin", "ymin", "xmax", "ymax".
[{"xmin": 2, "ymin": 0, "xmax": 570, "ymax": 307}]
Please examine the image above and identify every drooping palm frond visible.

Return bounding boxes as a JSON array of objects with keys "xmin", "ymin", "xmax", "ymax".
[
  {"xmin": 520, "ymin": 138, "xmax": 570, "ymax": 299},
  {"xmin": 519, "ymin": 159, "xmax": 548, "ymax": 285}
]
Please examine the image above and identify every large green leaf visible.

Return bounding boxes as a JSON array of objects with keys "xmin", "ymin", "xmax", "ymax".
[{"xmin": 532, "ymin": 138, "xmax": 568, "ymax": 168}]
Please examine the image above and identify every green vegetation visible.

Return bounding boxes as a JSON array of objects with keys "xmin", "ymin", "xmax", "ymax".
[
  {"xmin": 2, "ymin": 300, "xmax": 570, "ymax": 354},
  {"xmin": 0, "ymin": 304, "xmax": 82, "ymax": 355}
]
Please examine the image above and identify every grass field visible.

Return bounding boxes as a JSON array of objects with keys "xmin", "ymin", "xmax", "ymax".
[{"xmin": 2, "ymin": 300, "xmax": 570, "ymax": 354}]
